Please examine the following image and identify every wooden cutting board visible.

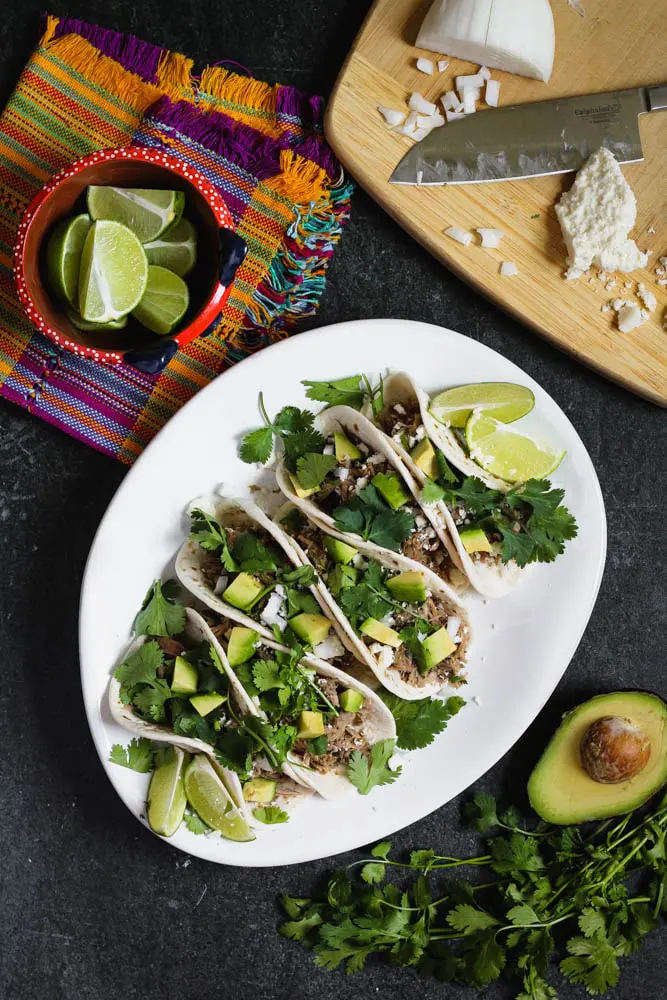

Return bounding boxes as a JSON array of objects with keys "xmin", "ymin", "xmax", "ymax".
[{"xmin": 325, "ymin": 0, "xmax": 667, "ymax": 404}]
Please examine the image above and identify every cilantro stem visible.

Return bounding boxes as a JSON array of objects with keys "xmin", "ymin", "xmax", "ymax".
[
  {"xmin": 258, "ymin": 391, "xmax": 274, "ymax": 431},
  {"xmin": 296, "ymin": 665, "xmax": 339, "ymax": 716}
]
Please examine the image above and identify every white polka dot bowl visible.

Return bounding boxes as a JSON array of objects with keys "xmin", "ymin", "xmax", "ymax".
[{"xmin": 13, "ymin": 147, "xmax": 247, "ymax": 372}]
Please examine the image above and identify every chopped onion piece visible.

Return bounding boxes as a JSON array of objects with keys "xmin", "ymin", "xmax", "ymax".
[
  {"xmin": 463, "ymin": 89, "xmax": 477, "ymax": 114},
  {"xmin": 411, "ymin": 127, "xmax": 432, "ymax": 142},
  {"xmin": 477, "ymin": 228, "xmax": 505, "ymax": 248},
  {"xmin": 416, "ymin": 57, "xmax": 434, "ymax": 74},
  {"xmin": 408, "ymin": 92, "xmax": 438, "ymax": 115},
  {"xmin": 437, "ymin": 59, "xmax": 449, "ymax": 71},
  {"xmin": 377, "ymin": 105, "xmax": 406, "ymax": 128},
  {"xmin": 445, "ymin": 226, "xmax": 473, "ymax": 246},
  {"xmin": 456, "ymin": 73, "xmax": 484, "ymax": 90},
  {"xmin": 445, "ymin": 109, "xmax": 465, "ymax": 122},
  {"xmin": 500, "ymin": 261, "xmax": 519, "ymax": 276},
  {"xmin": 478, "ymin": 65, "xmax": 491, "ymax": 80},
  {"xmin": 441, "ymin": 90, "xmax": 460, "ymax": 111},
  {"xmin": 417, "ymin": 113, "xmax": 445, "ymax": 129},
  {"xmin": 486, "ymin": 79, "xmax": 501, "ymax": 107}
]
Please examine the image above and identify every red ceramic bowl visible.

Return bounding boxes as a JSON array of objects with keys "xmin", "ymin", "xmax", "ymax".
[{"xmin": 14, "ymin": 147, "xmax": 247, "ymax": 371}]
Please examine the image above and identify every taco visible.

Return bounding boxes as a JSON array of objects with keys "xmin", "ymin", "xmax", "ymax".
[
  {"xmin": 108, "ymin": 606, "xmax": 311, "ymax": 824},
  {"xmin": 175, "ymin": 494, "xmax": 354, "ymax": 665},
  {"xmin": 206, "ymin": 616, "xmax": 397, "ymax": 800},
  {"xmin": 372, "ymin": 372, "xmax": 529, "ymax": 598},
  {"xmin": 275, "ymin": 405, "xmax": 468, "ymax": 592},
  {"xmin": 274, "ymin": 504, "xmax": 471, "ymax": 701}
]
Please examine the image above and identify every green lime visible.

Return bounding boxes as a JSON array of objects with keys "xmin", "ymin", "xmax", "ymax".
[
  {"xmin": 66, "ymin": 306, "xmax": 127, "ymax": 332},
  {"xmin": 147, "ymin": 747, "xmax": 189, "ymax": 837},
  {"xmin": 143, "ymin": 217, "xmax": 197, "ymax": 277},
  {"xmin": 132, "ymin": 265, "xmax": 189, "ymax": 335},
  {"xmin": 87, "ymin": 186, "xmax": 185, "ymax": 243},
  {"xmin": 46, "ymin": 213, "xmax": 91, "ymax": 307},
  {"xmin": 465, "ymin": 411, "xmax": 565, "ymax": 483},
  {"xmin": 184, "ymin": 756, "xmax": 255, "ymax": 842},
  {"xmin": 78, "ymin": 220, "xmax": 148, "ymax": 323},
  {"xmin": 430, "ymin": 383, "xmax": 535, "ymax": 428}
]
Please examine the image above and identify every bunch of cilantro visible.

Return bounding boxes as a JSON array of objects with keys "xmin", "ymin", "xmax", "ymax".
[
  {"xmin": 280, "ymin": 789, "xmax": 667, "ymax": 998},
  {"xmin": 421, "ymin": 452, "xmax": 578, "ymax": 567}
]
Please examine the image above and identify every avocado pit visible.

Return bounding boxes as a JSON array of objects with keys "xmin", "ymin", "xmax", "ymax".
[{"xmin": 580, "ymin": 715, "xmax": 651, "ymax": 784}]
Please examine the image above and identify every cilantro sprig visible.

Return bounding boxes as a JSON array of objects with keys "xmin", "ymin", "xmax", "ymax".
[
  {"xmin": 302, "ymin": 374, "xmax": 384, "ymax": 417},
  {"xmin": 280, "ymin": 790, "xmax": 667, "ymax": 996},
  {"xmin": 134, "ymin": 580, "xmax": 186, "ymax": 637},
  {"xmin": 347, "ymin": 739, "xmax": 401, "ymax": 794},
  {"xmin": 109, "ymin": 737, "xmax": 156, "ymax": 772},
  {"xmin": 420, "ymin": 470, "xmax": 578, "ymax": 567},
  {"xmin": 380, "ymin": 693, "xmax": 466, "ymax": 749},
  {"xmin": 334, "ymin": 484, "xmax": 415, "ymax": 552},
  {"xmin": 253, "ymin": 805, "xmax": 290, "ymax": 825},
  {"xmin": 239, "ymin": 393, "xmax": 325, "ymax": 474}
]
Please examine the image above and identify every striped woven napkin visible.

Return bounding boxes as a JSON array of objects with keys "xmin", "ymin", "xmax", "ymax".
[{"xmin": 0, "ymin": 16, "xmax": 352, "ymax": 462}]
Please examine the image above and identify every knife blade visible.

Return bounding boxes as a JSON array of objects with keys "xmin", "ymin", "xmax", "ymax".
[{"xmin": 390, "ymin": 85, "xmax": 667, "ymax": 186}]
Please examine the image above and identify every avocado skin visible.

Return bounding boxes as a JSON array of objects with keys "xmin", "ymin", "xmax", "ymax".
[{"xmin": 528, "ymin": 691, "xmax": 667, "ymax": 825}]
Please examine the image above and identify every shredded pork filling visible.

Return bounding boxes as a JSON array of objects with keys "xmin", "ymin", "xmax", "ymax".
[{"xmin": 293, "ymin": 677, "xmax": 370, "ymax": 773}]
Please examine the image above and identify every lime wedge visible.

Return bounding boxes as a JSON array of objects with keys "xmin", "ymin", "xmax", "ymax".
[
  {"xmin": 66, "ymin": 306, "xmax": 127, "ymax": 332},
  {"xmin": 144, "ymin": 217, "xmax": 197, "ymax": 277},
  {"xmin": 184, "ymin": 756, "xmax": 255, "ymax": 842},
  {"xmin": 78, "ymin": 220, "xmax": 148, "ymax": 323},
  {"xmin": 465, "ymin": 411, "xmax": 565, "ymax": 483},
  {"xmin": 147, "ymin": 747, "xmax": 189, "ymax": 837},
  {"xmin": 430, "ymin": 383, "xmax": 535, "ymax": 428},
  {"xmin": 132, "ymin": 265, "xmax": 189, "ymax": 335},
  {"xmin": 46, "ymin": 214, "xmax": 91, "ymax": 307},
  {"xmin": 87, "ymin": 186, "xmax": 185, "ymax": 243}
]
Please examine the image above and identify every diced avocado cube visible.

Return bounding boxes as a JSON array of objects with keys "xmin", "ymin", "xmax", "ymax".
[
  {"xmin": 421, "ymin": 627, "xmax": 456, "ymax": 670},
  {"xmin": 410, "ymin": 438, "xmax": 439, "ymax": 480},
  {"xmin": 227, "ymin": 626, "xmax": 259, "ymax": 667},
  {"xmin": 334, "ymin": 432, "xmax": 361, "ymax": 462},
  {"xmin": 170, "ymin": 655, "xmax": 199, "ymax": 695},
  {"xmin": 360, "ymin": 617, "xmax": 403, "ymax": 648},
  {"xmin": 371, "ymin": 472, "xmax": 410, "ymax": 510},
  {"xmin": 290, "ymin": 612, "xmax": 332, "ymax": 646},
  {"xmin": 289, "ymin": 473, "xmax": 319, "ymax": 499},
  {"xmin": 189, "ymin": 692, "xmax": 227, "ymax": 717},
  {"xmin": 324, "ymin": 535, "xmax": 358, "ymax": 565},
  {"xmin": 223, "ymin": 572, "xmax": 264, "ymax": 610},
  {"xmin": 459, "ymin": 528, "xmax": 492, "ymax": 554},
  {"xmin": 242, "ymin": 778, "xmax": 277, "ymax": 803},
  {"xmin": 386, "ymin": 571, "xmax": 426, "ymax": 604},
  {"xmin": 296, "ymin": 710, "xmax": 325, "ymax": 739},
  {"xmin": 328, "ymin": 564, "xmax": 358, "ymax": 595},
  {"xmin": 339, "ymin": 688, "xmax": 364, "ymax": 713}
]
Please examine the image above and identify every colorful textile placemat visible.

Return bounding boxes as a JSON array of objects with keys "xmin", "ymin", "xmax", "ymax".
[{"xmin": 0, "ymin": 16, "xmax": 352, "ymax": 463}]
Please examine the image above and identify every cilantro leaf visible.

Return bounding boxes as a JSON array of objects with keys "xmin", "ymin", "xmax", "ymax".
[
  {"xmin": 371, "ymin": 840, "xmax": 392, "ymax": 860},
  {"xmin": 281, "ymin": 564, "xmax": 317, "ymax": 587},
  {"xmin": 239, "ymin": 426, "xmax": 273, "ymax": 464},
  {"xmin": 333, "ymin": 505, "xmax": 365, "ymax": 536},
  {"xmin": 446, "ymin": 904, "xmax": 499, "ymax": 934},
  {"xmin": 347, "ymin": 739, "xmax": 400, "ymax": 794},
  {"xmin": 274, "ymin": 406, "xmax": 315, "ymax": 433},
  {"xmin": 507, "ymin": 903, "xmax": 540, "ymax": 925},
  {"xmin": 464, "ymin": 791, "xmax": 500, "ymax": 832},
  {"xmin": 505, "ymin": 479, "xmax": 565, "ymax": 519},
  {"xmin": 230, "ymin": 531, "xmax": 280, "ymax": 573},
  {"xmin": 296, "ymin": 452, "xmax": 337, "ymax": 490},
  {"xmin": 560, "ymin": 934, "xmax": 620, "ymax": 995},
  {"xmin": 380, "ymin": 693, "xmax": 465, "ymax": 750},
  {"xmin": 253, "ymin": 805, "xmax": 289, "ymax": 825},
  {"xmin": 461, "ymin": 930, "xmax": 506, "ymax": 986},
  {"xmin": 308, "ymin": 735, "xmax": 328, "ymax": 755},
  {"xmin": 114, "ymin": 642, "xmax": 164, "ymax": 698},
  {"xmin": 436, "ymin": 449, "xmax": 459, "ymax": 485},
  {"xmin": 132, "ymin": 680, "xmax": 170, "ymax": 722},
  {"xmin": 108, "ymin": 738, "xmax": 155, "ymax": 773},
  {"xmin": 190, "ymin": 508, "xmax": 237, "ymax": 571},
  {"xmin": 579, "ymin": 907, "xmax": 607, "ymax": 938},
  {"xmin": 360, "ymin": 862, "xmax": 386, "ymax": 884},
  {"xmin": 420, "ymin": 478, "xmax": 446, "ymax": 505},
  {"xmin": 368, "ymin": 509, "xmax": 415, "ymax": 550},
  {"xmin": 183, "ymin": 809, "xmax": 211, "ymax": 834},
  {"xmin": 252, "ymin": 659, "xmax": 285, "ymax": 693},
  {"xmin": 283, "ymin": 428, "xmax": 325, "ymax": 472},
  {"xmin": 497, "ymin": 524, "xmax": 537, "ymax": 567},
  {"xmin": 302, "ymin": 376, "xmax": 366, "ymax": 409},
  {"xmin": 134, "ymin": 579, "xmax": 186, "ymax": 637}
]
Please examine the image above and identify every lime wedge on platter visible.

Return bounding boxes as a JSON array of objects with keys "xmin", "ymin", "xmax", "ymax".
[
  {"xmin": 144, "ymin": 217, "xmax": 197, "ymax": 277},
  {"xmin": 430, "ymin": 382, "xmax": 535, "ymax": 428},
  {"xmin": 87, "ymin": 186, "xmax": 185, "ymax": 243},
  {"xmin": 147, "ymin": 747, "xmax": 189, "ymax": 838},
  {"xmin": 77, "ymin": 220, "xmax": 148, "ymax": 323},
  {"xmin": 132, "ymin": 265, "xmax": 189, "ymax": 335},
  {"xmin": 465, "ymin": 411, "xmax": 565, "ymax": 483},
  {"xmin": 184, "ymin": 756, "xmax": 255, "ymax": 843},
  {"xmin": 46, "ymin": 213, "xmax": 91, "ymax": 308}
]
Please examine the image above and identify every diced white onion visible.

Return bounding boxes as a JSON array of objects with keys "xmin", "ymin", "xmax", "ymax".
[
  {"xmin": 500, "ymin": 261, "xmax": 519, "ymax": 276},
  {"xmin": 398, "ymin": 110, "xmax": 420, "ymax": 136},
  {"xmin": 442, "ymin": 90, "xmax": 462, "ymax": 111},
  {"xmin": 477, "ymin": 227, "xmax": 505, "ymax": 248},
  {"xmin": 417, "ymin": 113, "xmax": 445, "ymax": 129},
  {"xmin": 486, "ymin": 79, "xmax": 501, "ymax": 106},
  {"xmin": 313, "ymin": 634, "xmax": 345, "ymax": 660},
  {"xmin": 446, "ymin": 616, "xmax": 462, "ymax": 643},
  {"xmin": 445, "ymin": 109, "xmax": 465, "ymax": 122},
  {"xmin": 445, "ymin": 226, "xmax": 473, "ymax": 246},
  {"xmin": 408, "ymin": 92, "xmax": 438, "ymax": 115},
  {"xmin": 456, "ymin": 73, "xmax": 484, "ymax": 91},
  {"xmin": 463, "ymin": 89, "xmax": 477, "ymax": 114},
  {"xmin": 416, "ymin": 0, "xmax": 556, "ymax": 83},
  {"xmin": 377, "ymin": 105, "xmax": 406, "ymax": 128},
  {"xmin": 416, "ymin": 57, "xmax": 434, "ymax": 74},
  {"xmin": 478, "ymin": 65, "xmax": 491, "ymax": 79},
  {"xmin": 411, "ymin": 128, "xmax": 432, "ymax": 142},
  {"xmin": 438, "ymin": 59, "xmax": 449, "ymax": 71}
]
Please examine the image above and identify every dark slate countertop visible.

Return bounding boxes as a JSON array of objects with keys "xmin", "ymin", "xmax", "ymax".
[{"xmin": 0, "ymin": 3, "xmax": 664, "ymax": 999}]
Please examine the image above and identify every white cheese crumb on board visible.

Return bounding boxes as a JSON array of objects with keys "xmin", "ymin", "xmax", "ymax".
[
  {"xmin": 445, "ymin": 226, "xmax": 473, "ymax": 246},
  {"xmin": 500, "ymin": 261, "xmax": 519, "ymax": 276}
]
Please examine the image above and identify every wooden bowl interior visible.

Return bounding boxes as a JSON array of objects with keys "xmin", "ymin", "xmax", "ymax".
[{"xmin": 23, "ymin": 160, "xmax": 221, "ymax": 352}]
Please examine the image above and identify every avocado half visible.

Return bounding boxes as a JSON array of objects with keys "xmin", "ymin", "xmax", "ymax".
[{"xmin": 528, "ymin": 691, "xmax": 667, "ymax": 824}]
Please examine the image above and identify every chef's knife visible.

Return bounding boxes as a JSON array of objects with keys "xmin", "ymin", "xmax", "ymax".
[{"xmin": 390, "ymin": 85, "xmax": 667, "ymax": 186}]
